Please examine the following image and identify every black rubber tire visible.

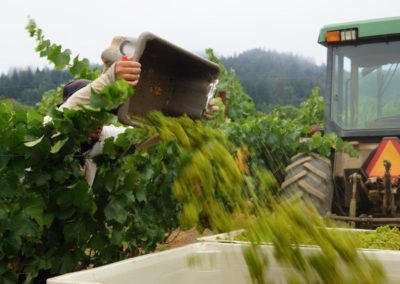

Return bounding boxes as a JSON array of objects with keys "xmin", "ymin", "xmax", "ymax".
[{"xmin": 281, "ymin": 152, "xmax": 334, "ymax": 215}]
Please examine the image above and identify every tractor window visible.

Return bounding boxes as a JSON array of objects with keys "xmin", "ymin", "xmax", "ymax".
[{"xmin": 331, "ymin": 40, "xmax": 400, "ymax": 130}]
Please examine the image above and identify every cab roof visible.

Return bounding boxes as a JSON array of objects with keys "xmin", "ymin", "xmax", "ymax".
[{"xmin": 319, "ymin": 16, "xmax": 400, "ymax": 46}]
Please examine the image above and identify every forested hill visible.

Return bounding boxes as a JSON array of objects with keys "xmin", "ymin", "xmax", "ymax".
[
  {"xmin": 0, "ymin": 68, "xmax": 71, "ymax": 105},
  {"xmin": 220, "ymin": 48, "xmax": 326, "ymax": 111},
  {"xmin": 0, "ymin": 49, "xmax": 326, "ymax": 109}
]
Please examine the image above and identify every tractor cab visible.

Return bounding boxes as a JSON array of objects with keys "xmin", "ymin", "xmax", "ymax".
[
  {"xmin": 317, "ymin": 17, "xmax": 400, "ymax": 227},
  {"xmin": 320, "ymin": 17, "xmax": 400, "ymax": 138}
]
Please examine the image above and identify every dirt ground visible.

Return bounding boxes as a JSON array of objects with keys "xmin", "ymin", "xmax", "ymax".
[{"xmin": 156, "ymin": 228, "xmax": 215, "ymax": 251}]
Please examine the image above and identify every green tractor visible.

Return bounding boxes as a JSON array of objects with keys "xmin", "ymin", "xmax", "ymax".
[{"xmin": 282, "ymin": 17, "xmax": 400, "ymax": 228}]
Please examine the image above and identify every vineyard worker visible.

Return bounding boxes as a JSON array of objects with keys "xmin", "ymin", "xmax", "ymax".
[
  {"xmin": 56, "ymin": 36, "xmax": 141, "ymax": 186},
  {"xmin": 59, "ymin": 36, "xmax": 218, "ymax": 186}
]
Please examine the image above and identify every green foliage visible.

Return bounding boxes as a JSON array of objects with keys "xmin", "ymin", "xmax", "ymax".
[
  {"xmin": 295, "ymin": 86, "xmax": 325, "ymax": 127},
  {"xmin": 24, "ymin": 18, "xmax": 103, "ymax": 112},
  {"xmin": 26, "ymin": 18, "xmax": 101, "ymax": 80},
  {"xmin": 0, "ymin": 86, "xmax": 172, "ymax": 281},
  {"xmin": 36, "ymin": 86, "xmax": 64, "ymax": 115},
  {"xmin": 91, "ymin": 80, "xmax": 133, "ymax": 110},
  {"xmin": 206, "ymin": 49, "xmax": 257, "ymax": 120},
  {"xmin": 0, "ymin": 98, "xmax": 119, "ymax": 280},
  {"xmin": 0, "ymin": 97, "xmax": 31, "ymax": 110}
]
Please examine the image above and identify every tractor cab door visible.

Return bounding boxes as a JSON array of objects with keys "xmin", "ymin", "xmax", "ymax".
[{"xmin": 327, "ymin": 40, "xmax": 400, "ymax": 138}]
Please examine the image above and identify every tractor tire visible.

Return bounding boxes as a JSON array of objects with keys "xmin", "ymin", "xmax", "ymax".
[{"xmin": 281, "ymin": 152, "xmax": 334, "ymax": 216}]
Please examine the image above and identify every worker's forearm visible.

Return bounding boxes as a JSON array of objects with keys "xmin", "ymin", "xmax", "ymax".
[{"xmin": 60, "ymin": 64, "xmax": 116, "ymax": 110}]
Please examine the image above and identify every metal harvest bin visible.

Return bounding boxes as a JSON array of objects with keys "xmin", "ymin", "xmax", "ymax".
[{"xmin": 101, "ymin": 32, "xmax": 220, "ymax": 127}]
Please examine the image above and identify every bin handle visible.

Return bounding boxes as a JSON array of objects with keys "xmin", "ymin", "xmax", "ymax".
[
  {"xmin": 120, "ymin": 40, "xmax": 136, "ymax": 60},
  {"xmin": 207, "ymin": 79, "xmax": 219, "ymax": 107}
]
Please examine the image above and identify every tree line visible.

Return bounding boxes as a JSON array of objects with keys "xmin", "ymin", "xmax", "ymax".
[
  {"xmin": 220, "ymin": 48, "xmax": 326, "ymax": 111},
  {"xmin": 0, "ymin": 49, "xmax": 326, "ymax": 110},
  {"xmin": 0, "ymin": 68, "xmax": 71, "ymax": 105}
]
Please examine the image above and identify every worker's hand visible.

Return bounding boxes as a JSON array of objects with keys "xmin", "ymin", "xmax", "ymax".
[
  {"xmin": 203, "ymin": 98, "xmax": 220, "ymax": 119},
  {"xmin": 115, "ymin": 58, "xmax": 141, "ymax": 86}
]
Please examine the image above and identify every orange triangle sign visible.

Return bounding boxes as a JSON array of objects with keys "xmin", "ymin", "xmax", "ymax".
[{"xmin": 366, "ymin": 138, "xmax": 400, "ymax": 177}]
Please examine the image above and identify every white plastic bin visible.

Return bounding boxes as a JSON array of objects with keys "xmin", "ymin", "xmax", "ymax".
[{"xmin": 48, "ymin": 241, "xmax": 400, "ymax": 284}]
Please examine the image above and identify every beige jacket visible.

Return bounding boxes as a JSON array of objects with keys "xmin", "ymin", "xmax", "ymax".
[{"xmin": 60, "ymin": 63, "xmax": 116, "ymax": 110}]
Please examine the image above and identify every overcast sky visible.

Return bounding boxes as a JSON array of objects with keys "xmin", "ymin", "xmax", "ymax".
[{"xmin": 1, "ymin": 0, "xmax": 399, "ymax": 74}]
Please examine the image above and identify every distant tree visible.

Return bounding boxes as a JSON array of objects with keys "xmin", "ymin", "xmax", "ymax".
[
  {"xmin": 220, "ymin": 48, "xmax": 326, "ymax": 109},
  {"xmin": 0, "ymin": 68, "xmax": 71, "ymax": 105}
]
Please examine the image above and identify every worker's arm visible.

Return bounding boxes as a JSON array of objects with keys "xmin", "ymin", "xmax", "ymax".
[{"xmin": 60, "ymin": 59, "xmax": 141, "ymax": 110}]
